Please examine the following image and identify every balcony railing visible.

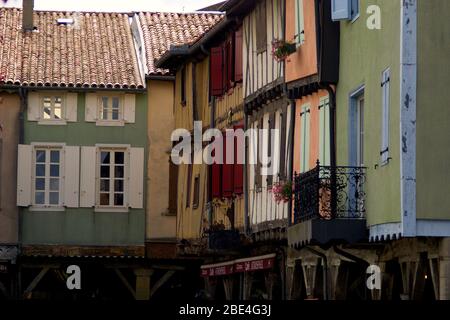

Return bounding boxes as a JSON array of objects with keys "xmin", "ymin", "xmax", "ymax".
[{"xmin": 293, "ymin": 163, "xmax": 366, "ymax": 224}]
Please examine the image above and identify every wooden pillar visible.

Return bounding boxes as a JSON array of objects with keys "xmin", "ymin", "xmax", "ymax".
[
  {"xmin": 302, "ymin": 258, "xmax": 318, "ymax": 299},
  {"xmin": 223, "ymin": 276, "xmax": 234, "ymax": 300},
  {"xmin": 328, "ymin": 259, "xmax": 341, "ymax": 300},
  {"xmin": 439, "ymin": 238, "xmax": 450, "ymax": 300},
  {"xmin": 242, "ymin": 272, "xmax": 253, "ymax": 300},
  {"xmin": 285, "ymin": 262, "xmax": 295, "ymax": 300},
  {"xmin": 428, "ymin": 255, "xmax": 440, "ymax": 300},
  {"xmin": 134, "ymin": 269, "xmax": 153, "ymax": 300},
  {"xmin": 399, "ymin": 257, "xmax": 419, "ymax": 300}
]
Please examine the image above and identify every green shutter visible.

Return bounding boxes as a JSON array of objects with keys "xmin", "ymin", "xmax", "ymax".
[
  {"xmin": 319, "ymin": 97, "xmax": 330, "ymax": 166},
  {"xmin": 300, "ymin": 105, "xmax": 310, "ymax": 173},
  {"xmin": 295, "ymin": 0, "xmax": 305, "ymax": 45}
]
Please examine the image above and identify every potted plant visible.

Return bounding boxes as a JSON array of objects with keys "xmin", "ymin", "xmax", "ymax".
[
  {"xmin": 271, "ymin": 38, "xmax": 297, "ymax": 62},
  {"xmin": 270, "ymin": 180, "xmax": 293, "ymax": 203}
]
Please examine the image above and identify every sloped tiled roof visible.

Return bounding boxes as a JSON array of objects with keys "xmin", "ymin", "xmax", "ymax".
[
  {"xmin": 0, "ymin": 8, "xmax": 144, "ymax": 89},
  {"xmin": 137, "ymin": 11, "xmax": 223, "ymax": 76}
]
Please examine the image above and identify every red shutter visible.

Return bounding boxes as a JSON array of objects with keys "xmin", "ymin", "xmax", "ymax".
[
  {"xmin": 210, "ymin": 46, "xmax": 223, "ymax": 96},
  {"xmin": 212, "ymin": 146, "xmax": 222, "ymax": 198},
  {"xmin": 226, "ymin": 35, "xmax": 234, "ymax": 91},
  {"xmin": 234, "ymin": 27, "xmax": 243, "ymax": 82},
  {"xmin": 222, "ymin": 131, "xmax": 234, "ymax": 198},
  {"xmin": 233, "ymin": 124, "xmax": 244, "ymax": 194}
]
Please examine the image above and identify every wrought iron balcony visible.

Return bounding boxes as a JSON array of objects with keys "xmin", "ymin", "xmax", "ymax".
[{"xmin": 293, "ymin": 163, "xmax": 366, "ymax": 224}]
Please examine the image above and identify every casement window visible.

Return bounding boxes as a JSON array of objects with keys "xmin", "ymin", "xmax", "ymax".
[
  {"xmin": 33, "ymin": 147, "xmax": 62, "ymax": 207},
  {"xmin": 85, "ymin": 93, "xmax": 136, "ymax": 126},
  {"xmin": 331, "ymin": 0, "xmax": 359, "ymax": 21},
  {"xmin": 27, "ymin": 92, "xmax": 78, "ymax": 124},
  {"xmin": 381, "ymin": 68, "xmax": 391, "ymax": 165},
  {"xmin": 193, "ymin": 175, "xmax": 200, "ymax": 209},
  {"xmin": 98, "ymin": 149, "xmax": 126, "ymax": 207},
  {"xmin": 279, "ymin": 109, "xmax": 288, "ymax": 180},
  {"xmin": 17, "ymin": 144, "xmax": 80, "ymax": 209},
  {"xmin": 256, "ymin": 1, "xmax": 267, "ymax": 53},
  {"xmin": 319, "ymin": 97, "xmax": 331, "ymax": 166},
  {"xmin": 295, "ymin": 0, "xmax": 305, "ymax": 45},
  {"xmin": 267, "ymin": 113, "xmax": 276, "ymax": 186},
  {"xmin": 255, "ymin": 118, "xmax": 263, "ymax": 188},
  {"xmin": 222, "ymin": 131, "xmax": 234, "ymax": 197},
  {"xmin": 300, "ymin": 105, "xmax": 311, "ymax": 173}
]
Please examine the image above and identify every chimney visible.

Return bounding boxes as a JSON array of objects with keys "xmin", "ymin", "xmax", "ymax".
[{"xmin": 22, "ymin": 0, "xmax": 34, "ymax": 31}]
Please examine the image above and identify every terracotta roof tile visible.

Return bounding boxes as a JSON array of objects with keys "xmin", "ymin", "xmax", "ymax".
[
  {"xmin": 0, "ymin": 8, "xmax": 144, "ymax": 89},
  {"xmin": 137, "ymin": 11, "xmax": 223, "ymax": 76}
]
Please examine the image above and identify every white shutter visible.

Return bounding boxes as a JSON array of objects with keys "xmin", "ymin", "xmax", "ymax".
[
  {"xmin": 65, "ymin": 93, "xmax": 78, "ymax": 122},
  {"xmin": 85, "ymin": 93, "xmax": 98, "ymax": 122},
  {"xmin": 129, "ymin": 147, "xmax": 144, "ymax": 208},
  {"xmin": 80, "ymin": 146, "xmax": 96, "ymax": 207},
  {"xmin": 63, "ymin": 146, "xmax": 80, "ymax": 208},
  {"xmin": 295, "ymin": 0, "xmax": 305, "ymax": 45},
  {"xmin": 300, "ymin": 106, "xmax": 311, "ymax": 173},
  {"xmin": 381, "ymin": 69, "xmax": 390, "ymax": 164},
  {"xmin": 331, "ymin": 0, "xmax": 351, "ymax": 21},
  {"xmin": 124, "ymin": 94, "xmax": 136, "ymax": 123},
  {"xmin": 27, "ymin": 92, "xmax": 40, "ymax": 121},
  {"xmin": 17, "ymin": 144, "xmax": 32, "ymax": 206}
]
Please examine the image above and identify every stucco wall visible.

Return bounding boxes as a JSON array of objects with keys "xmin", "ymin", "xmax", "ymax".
[
  {"xmin": 21, "ymin": 91, "xmax": 147, "ymax": 245},
  {"xmin": 146, "ymin": 79, "xmax": 176, "ymax": 240},
  {"xmin": 416, "ymin": 0, "xmax": 450, "ymax": 220},
  {"xmin": 285, "ymin": 0, "xmax": 318, "ymax": 83},
  {"xmin": 0, "ymin": 92, "xmax": 20, "ymax": 244},
  {"xmin": 335, "ymin": 0, "xmax": 401, "ymax": 227}
]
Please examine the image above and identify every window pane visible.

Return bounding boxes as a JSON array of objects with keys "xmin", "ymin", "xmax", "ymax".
[
  {"xmin": 54, "ymin": 107, "xmax": 62, "ymax": 120},
  {"xmin": 35, "ymin": 178, "xmax": 45, "ymax": 191},
  {"xmin": 50, "ymin": 150, "xmax": 60, "ymax": 163},
  {"xmin": 100, "ymin": 179, "xmax": 110, "ymax": 192},
  {"xmin": 112, "ymin": 97, "xmax": 119, "ymax": 109},
  {"xmin": 115, "ymin": 166, "xmax": 124, "ymax": 178},
  {"xmin": 100, "ymin": 166, "xmax": 110, "ymax": 178},
  {"xmin": 102, "ymin": 97, "xmax": 109, "ymax": 120},
  {"xmin": 35, "ymin": 192, "xmax": 45, "ymax": 204},
  {"xmin": 49, "ymin": 192, "xmax": 59, "ymax": 205},
  {"xmin": 114, "ymin": 193, "xmax": 124, "ymax": 206},
  {"xmin": 36, "ymin": 150, "xmax": 46, "ymax": 163},
  {"xmin": 43, "ymin": 107, "xmax": 52, "ymax": 119},
  {"xmin": 50, "ymin": 164, "xmax": 59, "ymax": 177},
  {"xmin": 112, "ymin": 109, "xmax": 119, "ymax": 120},
  {"xmin": 115, "ymin": 152, "xmax": 124, "ymax": 165},
  {"xmin": 50, "ymin": 178, "xmax": 59, "ymax": 191},
  {"xmin": 36, "ymin": 164, "xmax": 45, "ymax": 177},
  {"xmin": 114, "ymin": 180, "xmax": 124, "ymax": 192},
  {"xmin": 54, "ymin": 97, "xmax": 62, "ymax": 107},
  {"xmin": 101, "ymin": 152, "xmax": 110, "ymax": 164},
  {"xmin": 100, "ymin": 193, "xmax": 109, "ymax": 206}
]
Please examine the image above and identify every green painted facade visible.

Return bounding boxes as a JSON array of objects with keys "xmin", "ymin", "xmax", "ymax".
[
  {"xmin": 21, "ymin": 91, "xmax": 147, "ymax": 246},
  {"xmin": 416, "ymin": 0, "xmax": 450, "ymax": 221},
  {"xmin": 336, "ymin": 0, "xmax": 401, "ymax": 227}
]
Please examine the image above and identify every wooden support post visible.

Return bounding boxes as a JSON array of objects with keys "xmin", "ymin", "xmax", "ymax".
[
  {"xmin": 285, "ymin": 263, "xmax": 295, "ymax": 300},
  {"xmin": 302, "ymin": 259, "xmax": 318, "ymax": 299},
  {"xmin": 428, "ymin": 255, "xmax": 439, "ymax": 300},
  {"xmin": 399, "ymin": 257, "xmax": 419, "ymax": 300},
  {"xmin": 150, "ymin": 270, "xmax": 175, "ymax": 298},
  {"xmin": 243, "ymin": 272, "xmax": 253, "ymax": 300},
  {"xmin": 439, "ymin": 238, "xmax": 450, "ymax": 300},
  {"xmin": 328, "ymin": 259, "xmax": 341, "ymax": 300},
  {"xmin": 114, "ymin": 268, "xmax": 136, "ymax": 299},
  {"xmin": 23, "ymin": 267, "xmax": 50, "ymax": 299},
  {"xmin": 223, "ymin": 276, "xmax": 234, "ymax": 300},
  {"xmin": 134, "ymin": 268, "xmax": 153, "ymax": 301}
]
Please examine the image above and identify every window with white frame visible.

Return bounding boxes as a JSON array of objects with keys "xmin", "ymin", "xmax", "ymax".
[
  {"xmin": 42, "ymin": 95, "xmax": 64, "ymax": 120},
  {"xmin": 98, "ymin": 149, "xmax": 127, "ymax": 207},
  {"xmin": 33, "ymin": 147, "xmax": 62, "ymax": 206},
  {"xmin": 99, "ymin": 96, "xmax": 122, "ymax": 121}
]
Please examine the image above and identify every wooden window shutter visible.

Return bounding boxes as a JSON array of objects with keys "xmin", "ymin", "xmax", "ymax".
[
  {"xmin": 381, "ymin": 68, "xmax": 391, "ymax": 164},
  {"xmin": 63, "ymin": 146, "xmax": 80, "ymax": 208},
  {"xmin": 27, "ymin": 92, "xmax": 40, "ymax": 121},
  {"xmin": 222, "ymin": 132, "xmax": 234, "ymax": 198},
  {"xmin": 124, "ymin": 94, "xmax": 136, "ymax": 123},
  {"xmin": 129, "ymin": 148, "xmax": 145, "ymax": 209},
  {"xmin": 65, "ymin": 93, "xmax": 78, "ymax": 122},
  {"xmin": 279, "ymin": 108, "xmax": 288, "ymax": 180},
  {"xmin": 168, "ymin": 160, "xmax": 178, "ymax": 215},
  {"xmin": 331, "ymin": 0, "xmax": 351, "ymax": 21},
  {"xmin": 226, "ymin": 34, "xmax": 234, "ymax": 91},
  {"xmin": 210, "ymin": 46, "xmax": 224, "ymax": 96},
  {"xmin": 17, "ymin": 144, "xmax": 32, "ymax": 206},
  {"xmin": 233, "ymin": 124, "xmax": 244, "ymax": 194},
  {"xmin": 234, "ymin": 27, "xmax": 243, "ymax": 82},
  {"xmin": 295, "ymin": 0, "xmax": 305, "ymax": 45},
  {"xmin": 267, "ymin": 112, "xmax": 276, "ymax": 186},
  {"xmin": 319, "ymin": 98, "xmax": 331, "ymax": 166},
  {"xmin": 85, "ymin": 93, "xmax": 98, "ymax": 122},
  {"xmin": 80, "ymin": 146, "xmax": 96, "ymax": 207}
]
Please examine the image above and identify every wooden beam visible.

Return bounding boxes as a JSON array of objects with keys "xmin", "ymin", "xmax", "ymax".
[
  {"xmin": 151, "ymin": 265, "xmax": 185, "ymax": 271},
  {"xmin": 23, "ymin": 267, "xmax": 50, "ymax": 297},
  {"xmin": 150, "ymin": 271, "xmax": 176, "ymax": 297},
  {"xmin": 114, "ymin": 268, "xmax": 136, "ymax": 299}
]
